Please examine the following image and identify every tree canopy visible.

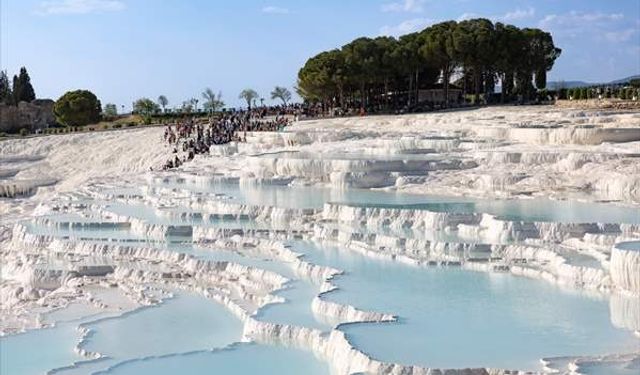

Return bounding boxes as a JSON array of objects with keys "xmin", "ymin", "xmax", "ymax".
[
  {"xmin": 53, "ymin": 90, "xmax": 102, "ymax": 126},
  {"xmin": 133, "ymin": 98, "xmax": 160, "ymax": 124},
  {"xmin": 157, "ymin": 95, "xmax": 169, "ymax": 112},
  {"xmin": 202, "ymin": 88, "xmax": 225, "ymax": 113},
  {"xmin": 103, "ymin": 103, "xmax": 118, "ymax": 119},
  {"xmin": 239, "ymin": 89, "xmax": 259, "ymax": 109},
  {"xmin": 271, "ymin": 86, "xmax": 292, "ymax": 105},
  {"xmin": 297, "ymin": 18, "xmax": 560, "ymax": 109}
]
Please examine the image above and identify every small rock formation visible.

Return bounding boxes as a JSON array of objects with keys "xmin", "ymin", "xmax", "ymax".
[{"xmin": 0, "ymin": 99, "xmax": 56, "ymax": 133}]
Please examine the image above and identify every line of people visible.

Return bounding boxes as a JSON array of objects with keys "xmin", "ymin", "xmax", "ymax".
[{"xmin": 160, "ymin": 114, "xmax": 291, "ymax": 170}]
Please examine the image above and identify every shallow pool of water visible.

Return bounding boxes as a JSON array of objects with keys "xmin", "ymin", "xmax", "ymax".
[
  {"xmin": 0, "ymin": 324, "xmax": 83, "ymax": 375},
  {"xmin": 82, "ymin": 293, "xmax": 242, "ymax": 360},
  {"xmin": 103, "ymin": 343, "xmax": 329, "ymax": 375},
  {"xmin": 153, "ymin": 180, "xmax": 640, "ymax": 223},
  {"xmin": 616, "ymin": 241, "xmax": 640, "ymax": 251},
  {"xmin": 256, "ymin": 280, "xmax": 328, "ymax": 330},
  {"xmin": 292, "ymin": 241, "xmax": 638, "ymax": 371}
]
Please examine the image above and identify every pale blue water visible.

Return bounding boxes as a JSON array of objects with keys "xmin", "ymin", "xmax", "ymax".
[
  {"xmin": 256, "ymin": 280, "xmax": 328, "ymax": 330},
  {"xmin": 103, "ymin": 343, "xmax": 329, "ymax": 375},
  {"xmin": 81, "ymin": 294, "xmax": 242, "ymax": 360},
  {"xmin": 578, "ymin": 360, "xmax": 640, "ymax": 375},
  {"xmin": 617, "ymin": 241, "xmax": 640, "ymax": 251},
  {"xmin": 292, "ymin": 240, "xmax": 639, "ymax": 371},
  {"xmin": 0, "ymin": 324, "xmax": 83, "ymax": 375},
  {"xmin": 151, "ymin": 180, "xmax": 640, "ymax": 223}
]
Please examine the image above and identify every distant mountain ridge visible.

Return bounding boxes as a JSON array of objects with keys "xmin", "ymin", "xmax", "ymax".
[{"xmin": 547, "ymin": 75, "xmax": 640, "ymax": 90}]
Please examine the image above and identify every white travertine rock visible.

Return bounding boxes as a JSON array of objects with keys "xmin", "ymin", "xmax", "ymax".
[
  {"xmin": 609, "ymin": 293, "xmax": 640, "ymax": 332},
  {"xmin": 610, "ymin": 242, "xmax": 640, "ymax": 294},
  {"xmin": 1, "ymin": 107, "xmax": 640, "ymax": 374},
  {"xmin": 321, "ymin": 202, "xmax": 479, "ymax": 230}
]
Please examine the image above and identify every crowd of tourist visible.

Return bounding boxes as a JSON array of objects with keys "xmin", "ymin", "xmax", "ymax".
[
  {"xmin": 249, "ymin": 104, "xmax": 304, "ymax": 119},
  {"xmin": 160, "ymin": 112, "xmax": 292, "ymax": 170}
]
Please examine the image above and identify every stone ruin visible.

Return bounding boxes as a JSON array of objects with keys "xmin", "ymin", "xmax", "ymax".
[{"xmin": 0, "ymin": 99, "xmax": 56, "ymax": 133}]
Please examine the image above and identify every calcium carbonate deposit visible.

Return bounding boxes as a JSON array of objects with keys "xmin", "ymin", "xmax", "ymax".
[{"xmin": 1, "ymin": 106, "xmax": 639, "ymax": 375}]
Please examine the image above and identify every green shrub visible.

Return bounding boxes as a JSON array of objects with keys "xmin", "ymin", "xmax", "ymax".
[
  {"xmin": 112, "ymin": 123, "xmax": 122, "ymax": 129},
  {"xmin": 579, "ymin": 88, "xmax": 586, "ymax": 100},
  {"xmin": 53, "ymin": 90, "xmax": 102, "ymax": 126},
  {"xmin": 19, "ymin": 128, "xmax": 29, "ymax": 136}
]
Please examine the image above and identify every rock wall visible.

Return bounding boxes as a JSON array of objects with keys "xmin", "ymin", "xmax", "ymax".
[{"xmin": 0, "ymin": 99, "xmax": 55, "ymax": 133}]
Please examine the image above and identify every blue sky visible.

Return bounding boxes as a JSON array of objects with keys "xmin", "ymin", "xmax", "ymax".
[{"xmin": 1, "ymin": 0, "xmax": 639, "ymax": 109}]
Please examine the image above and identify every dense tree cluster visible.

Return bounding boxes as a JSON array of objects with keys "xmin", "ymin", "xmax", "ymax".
[
  {"xmin": 297, "ymin": 19, "xmax": 561, "ymax": 109},
  {"xmin": 566, "ymin": 86, "xmax": 639, "ymax": 101},
  {"xmin": 53, "ymin": 90, "xmax": 102, "ymax": 126},
  {"xmin": 0, "ymin": 67, "xmax": 36, "ymax": 105}
]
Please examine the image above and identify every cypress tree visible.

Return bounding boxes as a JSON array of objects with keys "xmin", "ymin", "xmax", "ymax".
[
  {"xmin": 12, "ymin": 75, "xmax": 18, "ymax": 104},
  {"xmin": 12, "ymin": 67, "xmax": 36, "ymax": 104},
  {"xmin": 0, "ymin": 71, "xmax": 11, "ymax": 105}
]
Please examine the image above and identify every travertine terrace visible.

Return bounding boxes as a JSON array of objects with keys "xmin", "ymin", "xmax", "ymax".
[{"xmin": 1, "ymin": 106, "xmax": 639, "ymax": 374}]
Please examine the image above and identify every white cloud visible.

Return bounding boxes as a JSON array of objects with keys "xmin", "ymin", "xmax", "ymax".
[
  {"xmin": 539, "ymin": 11, "xmax": 623, "ymax": 29},
  {"xmin": 262, "ymin": 6, "xmax": 290, "ymax": 14},
  {"xmin": 381, "ymin": 6, "xmax": 536, "ymax": 37},
  {"xmin": 457, "ymin": 12, "xmax": 479, "ymax": 22},
  {"xmin": 604, "ymin": 28, "xmax": 637, "ymax": 43},
  {"xmin": 381, "ymin": 0, "xmax": 425, "ymax": 13},
  {"xmin": 538, "ymin": 11, "xmax": 628, "ymax": 41},
  {"xmin": 457, "ymin": 7, "xmax": 535, "ymax": 23},
  {"xmin": 501, "ymin": 6, "xmax": 535, "ymax": 22},
  {"xmin": 379, "ymin": 18, "xmax": 435, "ymax": 36},
  {"xmin": 37, "ymin": 0, "xmax": 125, "ymax": 15}
]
